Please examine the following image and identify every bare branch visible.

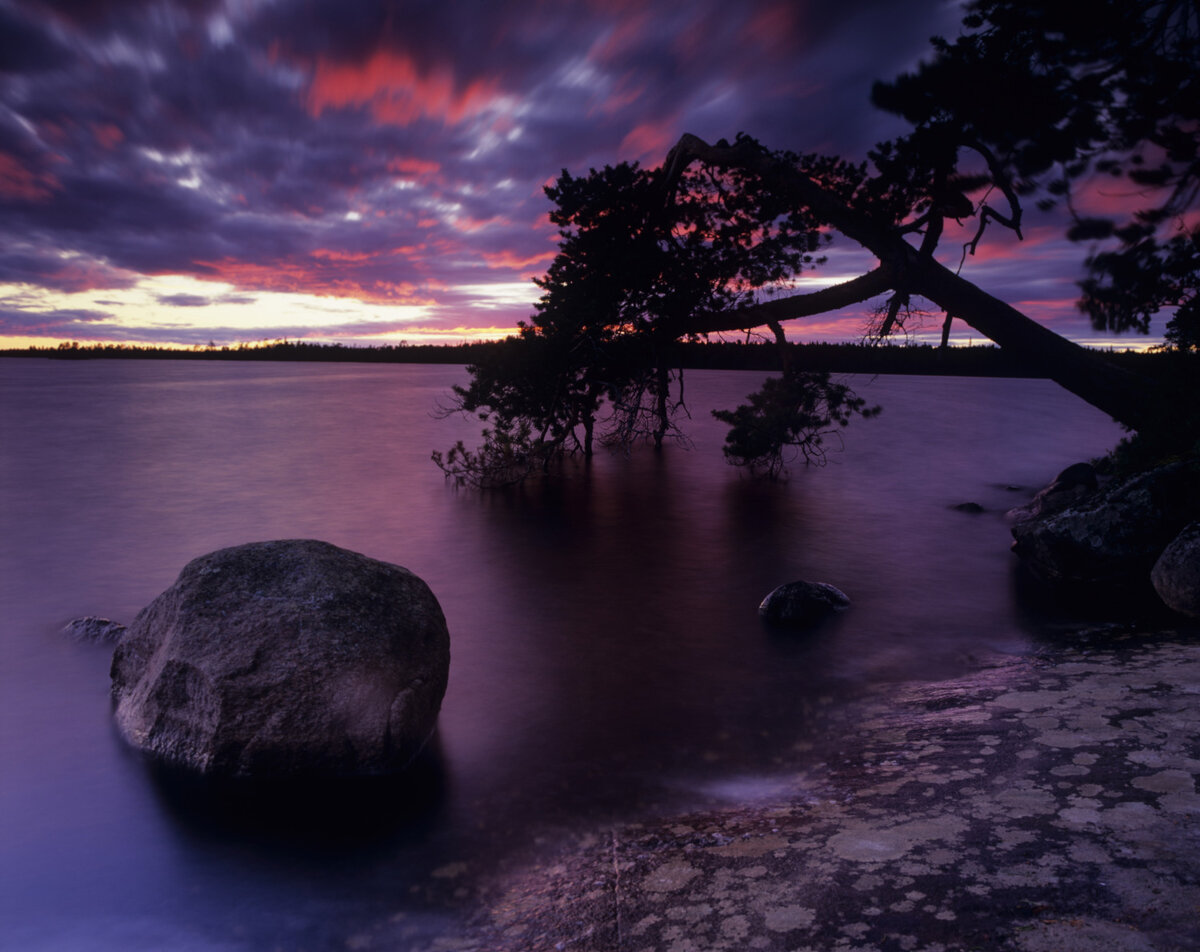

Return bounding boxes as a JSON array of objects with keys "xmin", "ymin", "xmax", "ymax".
[
  {"xmin": 962, "ymin": 139, "xmax": 1024, "ymax": 239},
  {"xmin": 667, "ymin": 266, "xmax": 895, "ymax": 338}
]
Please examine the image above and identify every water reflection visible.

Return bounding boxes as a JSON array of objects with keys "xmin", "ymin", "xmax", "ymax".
[
  {"xmin": 0, "ymin": 359, "xmax": 1132, "ymax": 950},
  {"xmin": 144, "ymin": 742, "xmax": 449, "ymax": 852}
]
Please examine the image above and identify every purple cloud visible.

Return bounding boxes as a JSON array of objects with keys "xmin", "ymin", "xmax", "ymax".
[
  {"xmin": 0, "ymin": 0, "xmax": 1133, "ymax": 346},
  {"xmin": 156, "ymin": 292, "xmax": 211, "ymax": 306}
]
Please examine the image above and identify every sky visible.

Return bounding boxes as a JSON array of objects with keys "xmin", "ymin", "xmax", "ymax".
[{"xmin": 0, "ymin": 0, "xmax": 1167, "ymax": 350}]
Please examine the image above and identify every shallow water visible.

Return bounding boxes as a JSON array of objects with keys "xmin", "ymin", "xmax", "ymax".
[{"xmin": 0, "ymin": 358, "xmax": 1125, "ymax": 949}]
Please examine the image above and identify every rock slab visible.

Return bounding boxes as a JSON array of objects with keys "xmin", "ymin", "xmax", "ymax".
[{"xmin": 110, "ymin": 539, "xmax": 450, "ymax": 777}]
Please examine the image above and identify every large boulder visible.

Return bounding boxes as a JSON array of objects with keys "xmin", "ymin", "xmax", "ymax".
[
  {"xmin": 1151, "ymin": 522, "xmax": 1200, "ymax": 618},
  {"xmin": 111, "ymin": 540, "xmax": 450, "ymax": 778},
  {"xmin": 1010, "ymin": 460, "xmax": 1200, "ymax": 588},
  {"xmin": 759, "ymin": 580, "xmax": 850, "ymax": 628}
]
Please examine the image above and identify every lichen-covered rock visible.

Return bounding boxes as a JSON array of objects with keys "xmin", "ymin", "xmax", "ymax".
[
  {"xmin": 1151, "ymin": 522, "xmax": 1200, "ymax": 618},
  {"xmin": 1010, "ymin": 460, "xmax": 1200, "ymax": 587},
  {"xmin": 1006, "ymin": 461, "xmax": 1099, "ymax": 524},
  {"xmin": 110, "ymin": 540, "xmax": 449, "ymax": 778},
  {"xmin": 64, "ymin": 616, "xmax": 127, "ymax": 644},
  {"xmin": 759, "ymin": 580, "xmax": 850, "ymax": 628}
]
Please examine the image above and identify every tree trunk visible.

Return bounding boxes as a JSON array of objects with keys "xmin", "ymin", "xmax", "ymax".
[
  {"xmin": 653, "ymin": 359, "xmax": 670, "ymax": 448},
  {"xmin": 906, "ymin": 251, "xmax": 1165, "ymax": 433},
  {"xmin": 661, "ymin": 134, "xmax": 1168, "ymax": 433}
]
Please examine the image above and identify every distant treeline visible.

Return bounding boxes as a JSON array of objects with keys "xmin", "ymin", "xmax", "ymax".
[
  {"xmin": 1, "ymin": 337, "xmax": 1179, "ymax": 378},
  {"xmin": 3, "ymin": 339, "xmax": 481, "ymax": 364}
]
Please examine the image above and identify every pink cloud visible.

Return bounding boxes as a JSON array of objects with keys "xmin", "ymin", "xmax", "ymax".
[
  {"xmin": 592, "ymin": 73, "xmax": 645, "ymax": 116},
  {"xmin": 91, "ymin": 123, "xmax": 124, "ymax": 149},
  {"xmin": 0, "ymin": 152, "xmax": 60, "ymax": 201},
  {"xmin": 619, "ymin": 118, "xmax": 677, "ymax": 163},
  {"xmin": 192, "ymin": 256, "xmax": 435, "ymax": 306},
  {"xmin": 739, "ymin": 2, "xmax": 799, "ymax": 57},
  {"xmin": 307, "ymin": 50, "xmax": 501, "ymax": 126},
  {"xmin": 586, "ymin": 10, "xmax": 653, "ymax": 66},
  {"xmin": 387, "ymin": 156, "xmax": 441, "ymax": 178},
  {"xmin": 479, "ymin": 248, "xmax": 556, "ymax": 274}
]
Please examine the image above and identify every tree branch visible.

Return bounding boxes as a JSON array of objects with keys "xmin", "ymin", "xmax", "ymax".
[
  {"xmin": 661, "ymin": 132, "xmax": 1167, "ymax": 432},
  {"xmin": 676, "ymin": 266, "xmax": 895, "ymax": 337}
]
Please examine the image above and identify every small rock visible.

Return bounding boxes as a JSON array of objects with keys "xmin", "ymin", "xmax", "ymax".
[
  {"xmin": 759, "ymin": 580, "xmax": 850, "ymax": 628},
  {"xmin": 1151, "ymin": 522, "xmax": 1200, "ymax": 618},
  {"xmin": 63, "ymin": 616, "xmax": 127, "ymax": 644},
  {"xmin": 952, "ymin": 502, "xmax": 985, "ymax": 514}
]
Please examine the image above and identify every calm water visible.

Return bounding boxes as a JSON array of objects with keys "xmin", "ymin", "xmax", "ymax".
[{"xmin": 0, "ymin": 357, "xmax": 1125, "ymax": 950}]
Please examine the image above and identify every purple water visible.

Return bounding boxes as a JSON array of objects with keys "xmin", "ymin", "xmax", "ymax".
[{"xmin": 0, "ymin": 357, "xmax": 1124, "ymax": 949}]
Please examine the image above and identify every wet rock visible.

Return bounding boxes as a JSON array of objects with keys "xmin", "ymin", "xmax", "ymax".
[
  {"xmin": 400, "ymin": 639, "xmax": 1200, "ymax": 952},
  {"xmin": 1010, "ymin": 460, "xmax": 1200, "ymax": 588},
  {"xmin": 110, "ymin": 539, "xmax": 450, "ymax": 778},
  {"xmin": 1151, "ymin": 522, "xmax": 1200, "ymax": 618},
  {"xmin": 1006, "ymin": 461, "xmax": 1098, "ymax": 524},
  {"xmin": 952, "ymin": 501, "xmax": 985, "ymax": 514},
  {"xmin": 759, "ymin": 580, "xmax": 849, "ymax": 628},
  {"xmin": 63, "ymin": 616, "xmax": 127, "ymax": 644}
]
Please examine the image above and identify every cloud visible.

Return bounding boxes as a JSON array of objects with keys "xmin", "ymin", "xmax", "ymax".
[
  {"xmin": 0, "ymin": 0, "xmax": 1138, "ymax": 348},
  {"xmin": 0, "ymin": 245, "xmax": 140, "ymax": 292},
  {"xmin": 0, "ymin": 3, "xmax": 72, "ymax": 72},
  {"xmin": 156, "ymin": 292, "xmax": 212, "ymax": 306},
  {"xmin": 0, "ymin": 304, "xmax": 113, "ymax": 335}
]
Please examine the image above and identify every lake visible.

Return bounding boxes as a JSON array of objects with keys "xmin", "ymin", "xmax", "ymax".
[{"xmin": 0, "ymin": 357, "xmax": 1125, "ymax": 950}]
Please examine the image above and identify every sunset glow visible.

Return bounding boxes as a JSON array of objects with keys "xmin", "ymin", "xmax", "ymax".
[{"xmin": 0, "ymin": 0, "xmax": 1168, "ymax": 351}]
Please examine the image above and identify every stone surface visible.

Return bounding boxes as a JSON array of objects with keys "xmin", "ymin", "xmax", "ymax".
[
  {"xmin": 1152, "ymin": 522, "xmax": 1200, "ymax": 618},
  {"xmin": 1010, "ymin": 460, "xmax": 1200, "ymax": 587},
  {"xmin": 1006, "ymin": 461, "xmax": 1099, "ymax": 524},
  {"xmin": 63, "ymin": 616, "xmax": 127, "ymax": 644},
  {"xmin": 110, "ymin": 539, "xmax": 449, "ymax": 777},
  {"xmin": 758, "ymin": 580, "xmax": 849, "ymax": 627},
  {"xmin": 379, "ymin": 632, "xmax": 1200, "ymax": 952}
]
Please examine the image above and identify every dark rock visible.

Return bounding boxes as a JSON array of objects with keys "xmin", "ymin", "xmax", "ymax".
[
  {"xmin": 1006, "ymin": 461, "xmax": 1099, "ymax": 524},
  {"xmin": 952, "ymin": 502, "xmax": 985, "ymax": 514},
  {"xmin": 64, "ymin": 616, "xmax": 127, "ymax": 644},
  {"xmin": 1052, "ymin": 461, "xmax": 1099, "ymax": 490},
  {"xmin": 759, "ymin": 580, "xmax": 850, "ymax": 628},
  {"xmin": 110, "ymin": 539, "xmax": 450, "ymax": 778},
  {"xmin": 1151, "ymin": 522, "xmax": 1200, "ymax": 618},
  {"xmin": 1010, "ymin": 460, "xmax": 1200, "ymax": 588}
]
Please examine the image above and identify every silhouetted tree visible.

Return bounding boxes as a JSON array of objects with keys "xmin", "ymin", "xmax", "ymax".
[
  {"xmin": 438, "ymin": 0, "xmax": 1198, "ymax": 484},
  {"xmin": 873, "ymin": 0, "xmax": 1198, "ymax": 343},
  {"xmin": 435, "ymin": 159, "xmax": 875, "ymax": 484}
]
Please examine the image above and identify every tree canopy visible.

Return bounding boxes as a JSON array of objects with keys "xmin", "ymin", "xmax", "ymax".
[
  {"xmin": 872, "ymin": 0, "xmax": 1199, "ymax": 344},
  {"xmin": 436, "ymin": 0, "xmax": 1199, "ymax": 487}
]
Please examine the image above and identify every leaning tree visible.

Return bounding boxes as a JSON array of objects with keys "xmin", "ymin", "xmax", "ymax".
[{"xmin": 437, "ymin": 0, "xmax": 1198, "ymax": 486}]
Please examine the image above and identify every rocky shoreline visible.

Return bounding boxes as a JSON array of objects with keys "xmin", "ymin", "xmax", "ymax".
[
  {"xmin": 66, "ymin": 462, "xmax": 1200, "ymax": 949},
  {"xmin": 377, "ymin": 626, "xmax": 1200, "ymax": 952}
]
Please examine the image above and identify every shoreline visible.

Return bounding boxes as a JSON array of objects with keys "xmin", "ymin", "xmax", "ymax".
[
  {"xmin": 383, "ymin": 626, "xmax": 1200, "ymax": 951},
  {"xmin": 1, "ymin": 341, "xmax": 1177, "ymax": 380}
]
